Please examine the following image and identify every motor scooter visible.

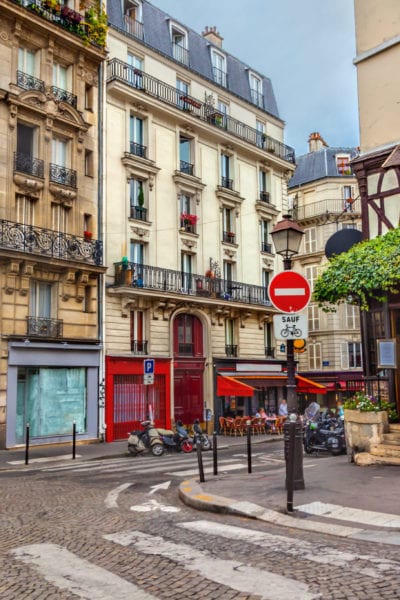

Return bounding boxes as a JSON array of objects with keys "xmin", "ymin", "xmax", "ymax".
[
  {"xmin": 128, "ymin": 420, "xmax": 164, "ymax": 456},
  {"xmin": 157, "ymin": 421, "xmax": 193, "ymax": 453},
  {"xmin": 192, "ymin": 419, "xmax": 212, "ymax": 451},
  {"xmin": 303, "ymin": 414, "xmax": 345, "ymax": 456}
]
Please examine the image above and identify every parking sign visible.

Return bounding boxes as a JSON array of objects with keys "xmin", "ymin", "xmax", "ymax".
[{"xmin": 144, "ymin": 359, "xmax": 154, "ymax": 374}]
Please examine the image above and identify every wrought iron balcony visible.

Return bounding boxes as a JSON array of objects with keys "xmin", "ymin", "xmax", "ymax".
[
  {"xmin": 223, "ymin": 231, "xmax": 236, "ymax": 244},
  {"xmin": 131, "ymin": 339, "xmax": 148, "ymax": 354},
  {"xmin": 259, "ymin": 191, "xmax": 270, "ymax": 203},
  {"xmin": 124, "ymin": 15, "xmax": 144, "ymax": 40},
  {"xmin": 0, "ymin": 219, "xmax": 103, "ymax": 265},
  {"xmin": 221, "ymin": 176, "xmax": 233, "ymax": 190},
  {"xmin": 265, "ymin": 346, "xmax": 275, "ymax": 358},
  {"xmin": 114, "ymin": 262, "xmax": 272, "ymax": 308},
  {"xmin": 261, "ymin": 241, "xmax": 272, "ymax": 253},
  {"xmin": 107, "ymin": 59, "xmax": 295, "ymax": 164},
  {"xmin": 212, "ymin": 66, "xmax": 228, "ymax": 87},
  {"xmin": 293, "ymin": 197, "xmax": 361, "ymax": 221},
  {"xmin": 50, "ymin": 85, "xmax": 77, "ymax": 108},
  {"xmin": 130, "ymin": 206, "xmax": 148, "ymax": 221},
  {"xmin": 49, "ymin": 163, "xmax": 77, "ymax": 188},
  {"xmin": 225, "ymin": 344, "xmax": 238, "ymax": 357},
  {"xmin": 14, "ymin": 152, "xmax": 44, "ymax": 178},
  {"xmin": 27, "ymin": 317, "xmax": 63, "ymax": 338},
  {"xmin": 16, "ymin": 70, "xmax": 45, "ymax": 93},
  {"xmin": 251, "ymin": 89, "xmax": 264, "ymax": 108},
  {"xmin": 180, "ymin": 160, "xmax": 194, "ymax": 175},
  {"xmin": 129, "ymin": 141, "xmax": 147, "ymax": 158},
  {"xmin": 172, "ymin": 43, "xmax": 189, "ymax": 66}
]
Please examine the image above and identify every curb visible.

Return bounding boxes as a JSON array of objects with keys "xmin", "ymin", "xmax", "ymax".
[{"xmin": 178, "ymin": 478, "xmax": 400, "ymax": 546}]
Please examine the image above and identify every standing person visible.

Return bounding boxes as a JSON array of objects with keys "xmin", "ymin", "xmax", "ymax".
[
  {"xmin": 336, "ymin": 400, "xmax": 344, "ymax": 418},
  {"xmin": 278, "ymin": 399, "xmax": 288, "ymax": 416}
]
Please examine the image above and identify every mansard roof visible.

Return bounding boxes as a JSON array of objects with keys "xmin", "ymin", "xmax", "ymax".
[{"xmin": 288, "ymin": 146, "xmax": 359, "ymax": 188}]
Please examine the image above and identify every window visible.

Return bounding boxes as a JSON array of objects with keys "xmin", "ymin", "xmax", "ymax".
[
  {"xmin": 127, "ymin": 53, "xmax": 143, "ymax": 87},
  {"xmin": 305, "ymin": 265, "xmax": 318, "ymax": 292},
  {"xmin": 343, "ymin": 185, "xmax": 355, "ymax": 211},
  {"xmin": 52, "ymin": 137, "xmax": 68, "ymax": 168},
  {"xmin": 249, "ymin": 72, "xmax": 263, "ymax": 107},
  {"xmin": 256, "ymin": 120, "xmax": 265, "ymax": 148},
  {"xmin": 16, "ymin": 194, "xmax": 35, "ymax": 225},
  {"xmin": 259, "ymin": 170, "xmax": 270, "ymax": 202},
  {"xmin": 261, "ymin": 220, "xmax": 271, "ymax": 253},
  {"xmin": 179, "ymin": 135, "xmax": 192, "ymax": 174},
  {"xmin": 336, "ymin": 155, "xmax": 351, "ymax": 175},
  {"xmin": 124, "ymin": 0, "xmax": 143, "ymax": 37},
  {"xmin": 30, "ymin": 281, "xmax": 52, "ymax": 318},
  {"xmin": 53, "ymin": 62, "xmax": 70, "ymax": 91},
  {"xmin": 304, "ymin": 227, "xmax": 317, "ymax": 254},
  {"xmin": 129, "ymin": 178, "xmax": 145, "ymax": 219},
  {"xmin": 83, "ymin": 213, "xmax": 91, "ymax": 233},
  {"xmin": 130, "ymin": 310, "xmax": 146, "ymax": 354},
  {"xmin": 171, "ymin": 24, "xmax": 188, "ymax": 65},
  {"xmin": 223, "ymin": 260, "xmax": 233, "ymax": 284},
  {"xmin": 342, "ymin": 342, "xmax": 362, "ymax": 369},
  {"xmin": 129, "ymin": 114, "xmax": 145, "ymax": 158},
  {"xmin": 181, "ymin": 252, "xmax": 192, "ymax": 292},
  {"xmin": 308, "ymin": 305, "xmax": 320, "ymax": 331},
  {"xmin": 220, "ymin": 153, "xmax": 232, "ymax": 189},
  {"xmin": 85, "ymin": 150, "xmax": 94, "ymax": 177},
  {"xmin": 225, "ymin": 318, "xmax": 237, "ymax": 356},
  {"xmin": 346, "ymin": 304, "xmax": 360, "ymax": 330},
  {"xmin": 176, "ymin": 78, "xmax": 189, "ymax": 109},
  {"xmin": 222, "ymin": 207, "xmax": 235, "ymax": 242},
  {"xmin": 309, "ymin": 343, "xmax": 322, "ymax": 370},
  {"xmin": 84, "ymin": 286, "xmax": 92, "ymax": 313},
  {"xmin": 130, "ymin": 240, "xmax": 144, "ymax": 264},
  {"xmin": 262, "ymin": 270, "xmax": 270, "ymax": 302},
  {"xmin": 264, "ymin": 322, "xmax": 274, "ymax": 357},
  {"xmin": 16, "ymin": 123, "xmax": 41, "ymax": 177},
  {"xmin": 211, "ymin": 49, "xmax": 227, "ymax": 87},
  {"xmin": 51, "ymin": 203, "xmax": 69, "ymax": 233},
  {"xmin": 85, "ymin": 84, "xmax": 94, "ymax": 110},
  {"xmin": 18, "ymin": 47, "xmax": 37, "ymax": 77}
]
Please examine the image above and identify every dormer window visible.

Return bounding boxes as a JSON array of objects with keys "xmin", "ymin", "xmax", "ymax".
[
  {"xmin": 211, "ymin": 49, "xmax": 227, "ymax": 87},
  {"xmin": 124, "ymin": 0, "xmax": 143, "ymax": 39},
  {"xmin": 249, "ymin": 72, "xmax": 264, "ymax": 108},
  {"xmin": 170, "ymin": 22, "xmax": 189, "ymax": 66},
  {"xmin": 336, "ymin": 154, "xmax": 352, "ymax": 176}
]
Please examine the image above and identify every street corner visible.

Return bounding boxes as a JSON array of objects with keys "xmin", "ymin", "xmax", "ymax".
[{"xmin": 179, "ymin": 477, "xmax": 238, "ymax": 514}]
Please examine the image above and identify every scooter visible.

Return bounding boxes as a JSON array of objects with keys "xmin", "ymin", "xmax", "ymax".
[
  {"xmin": 303, "ymin": 414, "xmax": 345, "ymax": 456},
  {"xmin": 157, "ymin": 421, "xmax": 193, "ymax": 453},
  {"xmin": 128, "ymin": 420, "xmax": 164, "ymax": 456},
  {"xmin": 192, "ymin": 419, "xmax": 212, "ymax": 451}
]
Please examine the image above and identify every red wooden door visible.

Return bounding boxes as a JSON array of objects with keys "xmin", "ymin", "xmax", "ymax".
[{"xmin": 174, "ymin": 369, "xmax": 203, "ymax": 425}]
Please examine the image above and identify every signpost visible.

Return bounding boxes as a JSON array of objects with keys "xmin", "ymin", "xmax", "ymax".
[
  {"xmin": 273, "ymin": 312, "xmax": 308, "ymax": 340},
  {"xmin": 268, "ymin": 271, "xmax": 311, "ymax": 314},
  {"xmin": 144, "ymin": 359, "xmax": 154, "ymax": 385}
]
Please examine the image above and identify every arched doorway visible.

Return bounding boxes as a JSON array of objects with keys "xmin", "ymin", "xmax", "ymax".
[{"xmin": 173, "ymin": 313, "xmax": 205, "ymax": 424}]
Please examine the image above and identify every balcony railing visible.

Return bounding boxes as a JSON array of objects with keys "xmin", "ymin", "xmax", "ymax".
[
  {"xmin": 14, "ymin": 152, "xmax": 44, "ymax": 178},
  {"xmin": 0, "ymin": 219, "xmax": 103, "ymax": 265},
  {"xmin": 27, "ymin": 317, "xmax": 63, "ymax": 338},
  {"xmin": 212, "ymin": 66, "xmax": 228, "ymax": 88},
  {"xmin": 130, "ymin": 206, "xmax": 148, "ymax": 221},
  {"xmin": 131, "ymin": 339, "xmax": 148, "ymax": 354},
  {"xmin": 107, "ymin": 59, "xmax": 295, "ymax": 164},
  {"xmin": 124, "ymin": 15, "xmax": 144, "ymax": 40},
  {"xmin": 293, "ymin": 197, "xmax": 361, "ymax": 221},
  {"xmin": 17, "ymin": 70, "xmax": 45, "ymax": 93},
  {"xmin": 172, "ymin": 43, "xmax": 189, "ymax": 66},
  {"xmin": 49, "ymin": 163, "xmax": 77, "ymax": 188},
  {"xmin": 225, "ymin": 344, "xmax": 238, "ymax": 357},
  {"xmin": 265, "ymin": 346, "xmax": 275, "ymax": 358},
  {"xmin": 259, "ymin": 191, "xmax": 270, "ymax": 203},
  {"xmin": 251, "ymin": 89, "xmax": 264, "ymax": 108},
  {"xmin": 50, "ymin": 85, "xmax": 77, "ymax": 108},
  {"xmin": 221, "ymin": 176, "xmax": 233, "ymax": 190},
  {"xmin": 223, "ymin": 231, "xmax": 236, "ymax": 244},
  {"xmin": 129, "ymin": 141, "xmax": 147, "ymax": 158},
  {"xmin": 114, "ymin": 262, "xmax": 272, "ymax": 308},
  {"xmin": 261, "ymin": 241, "xmax": 272, "ymax": 253},
  {"xmin": 180, "ymin": 160, "xmax": 194, "ymax": 175}
]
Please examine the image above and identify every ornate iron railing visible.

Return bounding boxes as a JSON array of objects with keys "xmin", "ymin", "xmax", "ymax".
[
  {"xmin": 27, "ymin": 317, "xmax": 63, "ymax": 338},
  {"xmin": 14, "ymin": 152, "xmax": 45, "ymax": 178},
  {"xmin": 16, "ymin": 70, "xmax": 45, "ymax": 92},
  {"xmin": 114, "ymin": 262, "xmax": 272, "ymax": 307},
  {"xmin": 107, "ymin": 59, "xmax": 296, "ymax": 164},
  {"xmin": 49, "ymin": 163, "xmax": 77, "ymax": 188},
  {"xmin": 50, "ymin": 85, "xmax": 77, "ymax": 108},
  {"xmin": 265, "ymin": 346, "xmax": 275, "ymax": 358},
  {"xmin": 259, "ymin": 191, "xmax": 270, "ymax": 203},
  {"xmin": 0, "ymin": 219, "xmax": 103, "ymax": 265},
  {"xmin": 130, "ymin": 206, "xmax": 148, "ymax": 221},
  {"xmin": 225, "ymin": 344, "xmax": 238, "ymax": 357},
  {"xmin": 129, "ymin": 141, "xmax": 147, "ymax": 158},
  {"xmin": 221, "ymin": 176, "xmax": 233, "ymax": 190},
  {"xmin": 223, "ymin": 231, "xmax": 236, "ymax": 244},
  {"xmin": 293, "ymin": 197, "xmax": 361, "ymax": 221},
  {"xmin": 180, "ymin": 160, "xmax": 193, "ymax": 175},
  {"xmin": 131, "ymin": 339, "xmax": 148, "ymax": 354},
  {"xmin": 261, "ymin": 241, "xmax": 272, "ymax": 253}
]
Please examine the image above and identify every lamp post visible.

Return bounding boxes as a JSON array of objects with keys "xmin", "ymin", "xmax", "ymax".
[{"xmin": 271, "ymin": 214, "xmax": 305, "ymax": 500}]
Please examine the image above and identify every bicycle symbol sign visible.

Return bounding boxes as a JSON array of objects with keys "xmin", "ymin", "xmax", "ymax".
[{"xmin": 273, "ymin": 313, "xmax": 308, "ymax": 340}]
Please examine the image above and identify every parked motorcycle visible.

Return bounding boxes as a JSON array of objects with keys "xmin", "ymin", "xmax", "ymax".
[
  {"xmin": 192, "ymin": 419, "xmax": 212, "ymax": 451},
  {"xmin": 303, "ymin": 414, "xmax": 345, "ymax": 456},
  {"xmin": 157, "ymin": 421, "xmax": 194, "ymax": 453},
  {"xmin": 128, "ymin": 420, "xmax": 164, "ymax": 456}
]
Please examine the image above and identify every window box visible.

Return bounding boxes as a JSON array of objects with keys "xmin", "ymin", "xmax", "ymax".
[{"xmin": 179, "ymin": 95, "xmax": 202, "ymax": 109}]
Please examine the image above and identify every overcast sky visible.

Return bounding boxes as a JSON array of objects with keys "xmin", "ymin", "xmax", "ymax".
[{"xmin": 149, "ymin": 0, "xmax": 359, "ymax": 157}]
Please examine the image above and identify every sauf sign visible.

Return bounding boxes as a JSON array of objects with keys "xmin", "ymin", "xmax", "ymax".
[{"xmin": 273, "ymin": 313, "xmax": 308, "ymax": 340}]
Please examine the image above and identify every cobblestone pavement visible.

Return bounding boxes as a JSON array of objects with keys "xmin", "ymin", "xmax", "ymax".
[{"xmin": 0, "ymin": 465, "xmax": 400, "ymax": 600}]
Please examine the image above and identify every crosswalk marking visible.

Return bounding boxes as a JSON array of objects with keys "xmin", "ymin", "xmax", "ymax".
[
  {"xmin": 104, "ymin": 530, "xmax": 317, "ymax": 600},
  {"xmin": 8, "ymin": 454, "xmax": 82, "ymax": 465},
  {"xmin": 296, "ymin": 502, "xmax": 400, "ymax": 528}
]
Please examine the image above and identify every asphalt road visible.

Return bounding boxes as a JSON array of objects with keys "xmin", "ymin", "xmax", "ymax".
[{"xmin": 1, "ymin": 443, "xmax": 399, "ymax": 599}]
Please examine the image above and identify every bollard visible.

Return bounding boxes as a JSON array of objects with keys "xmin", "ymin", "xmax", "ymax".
[
  {"xmin": 286, "ymin": 421, "xmax": 296, "ymax": 512},
  {"xmin": 246, "ymin": 420, "xmax": 252, "ymax": 474},
  {"xmin": 72, "ymin": 421, "xmax": 76, "ymax": 459},
  {"xmin": 25, "ymin": 423, "xmax": 30, "ymax": 465},
  {"xmin": 212, "ymin": 431, "xmax": 218, "ymax": 475},
  {"xmin": 284, "ymin": 418, "xmax": 305, "ymax": 491},
  {"xmin": 196, "ymin": 435, "xmax": 205, "ymax": 483}
]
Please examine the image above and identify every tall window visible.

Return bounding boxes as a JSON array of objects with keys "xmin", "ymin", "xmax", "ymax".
[
  {"xmin": 181, "ymin": 252, "xmax": 192, "ymax": 292},
  {"xmin": 264, "ymin": 322, "xmax": 273, "ymax": 357},
  {"xmin": 336, "ymin": 155, "xmax": 351, "ymax": 175},
  {"xmin": 16, "ymin": 123, "xmax": 41, "ymax": 177},
  {"xmin": 179, "ymin": 135, "xmax": 192, "ymax": 174},
  {"xmin": 130, "ymin": 240, "xmax": 144, "ymax": 265},
  {"xmin": 305, "ymin": 265, "xmax": 318, "ymax": 292},
  {"xmin": 346, "ymin": 304, "xmax": 360, "ymax": 330},
  {"xmin": 53, "ymin": 63, "xmax": 70, "ymax": 91},
  {"xmin": 16, "ymin": 194, "xmax": 35, "ymax": 225},
  {"xmin": 309, "ymin": 343, "xmax": 322, "ymax": 370},
  {"xmin": 223, "ymin": 260, "xmax": 233, "ymax": 283},
  {"xmin": 308, "ymin": 305, "xmax": 320, "ymax": 331},
  {"xmin": 256, "ymin": 120, "xmax": 265, "ymax": 148},
  {"xmin": 124, "ymin": 0, "xmax": 143, "ymax": 38},
  {"xmin": 30, "ymin": 282, "xmax": 52, "ymax": 318},
  {"xmin": 18, "ymin": 47, "xmax": 37, "ymax": 76},
  {"xmin": 221, "ymin": 153, "xmax": 232, "ymax": 189},
  {"xmin": 211, "ymin": 50, "xmax": 227, "ymax": 87},
  {"xmin": 342, "ymin": 342, "xmax": 362, "ymax": 368},
  {"xmin": 129, "ymin": 178, "xmax": 144, "ymax": 218},
  {"xmin": 52, "ymin": 137, "xmax": 68, "ymax": 168},
  {"xmin": 130, "ymin": 310, "xmax": 146, "ymax": 354},
  {"xmin": 225, "ymin": 318, "xmax": 237, "ymax": 356},
  {"xmin": 263, "ymin": 270, "xmax": 270, "ymax": 302},
  {"xmin": 51, "ymin": 203, "xmax": 69, "ymax": 233},
  {"xmin": 249, "ymin": 72, "xmax": 263, "ymax": 107},
  {"xmin": 343, "ymin": 185, "xmax": 355, "ymax": 211},
  {"xmin": 176, "ymin": 78, "xmax": 189, "ymax": 109},
  {"xmin": 259, "ymin": 170, "xmax": 270, "ymax": 202},
  {"xmin": 222, "ymin": 207, "xmax": 234, "ymax": 242},
  {"xmin": 261, "ymin": 220, "xmax": 271, "ymax": 253},
  {"xmin": 129, "ymin": 115, "xmax": 145, "ymax": 157},
  {"xmin": 304, "ymin": 227, "xmax": 317, "ymax": 254},
  {"xmin": 171, "ymin": 25, "xmax": 188, "ymax": 65}
]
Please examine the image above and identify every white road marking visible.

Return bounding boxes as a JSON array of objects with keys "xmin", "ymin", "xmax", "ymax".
[
  {"xmin": 104, "ymin": 530, "xmax": 317, "ymax": 600},
  {"xmin": 8, "ymin": 454, "xmax": 82, "ymax": 465},
  {"xmin": 296, "ymin": 502, "xmax": 400, "ymax": 528},
  {"xmin": 130, "ymin": 498, "xmax": 180, "ymax": 513},
  {"xmin": 11, "ymin": 543, "xmax": 158, "ymax": 599},
  {"xmin": 166, "ymin": 462, "xmax": 246, "ymax": 477},
  {"xmin": 105, "ymin": 482, "xmax": 134, "ymax": 508},
  {"xmin": 179, "ymin": 520, "xmax": 400, "ymax": 579},
  {"xmin": 149, "ymin": 480, "xmax": 171, "ymax": 495}
]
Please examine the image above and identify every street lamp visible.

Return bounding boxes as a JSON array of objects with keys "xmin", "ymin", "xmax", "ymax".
[{"xmin": 271, "ymin": 214, "xmax": 305, "ymax": 500}]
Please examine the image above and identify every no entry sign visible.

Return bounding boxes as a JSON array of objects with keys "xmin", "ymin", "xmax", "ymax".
[{"xmin": 268, "ymin": 270, "xmax": 311, "ymax": 313}]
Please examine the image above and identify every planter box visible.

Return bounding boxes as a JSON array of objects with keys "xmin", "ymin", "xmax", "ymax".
[{"xmin": 344, "ymin": 409, "xmax": 389, "ymax": 453}]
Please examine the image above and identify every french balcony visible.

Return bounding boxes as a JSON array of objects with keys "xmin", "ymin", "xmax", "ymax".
[
  {"xmin": 124, "ymin": 15, "xmax": 144, "ymax": 40},
  {"xmin": 259, "ymin": 191, "xmax": 270, "ymax": 203},
  {"xmin": 49, "ymin": 163, "xmax": 77, "ymax": 188},
  {"xmin": 0, "ymin": 219, "xmax": 103, "ymax": 265},
  {"xmin": 130, "ymin": 206, "xmax": 148, "ymax": 221},
  {"xmin": 14, "ymin": 152, "xmax": 44, "ymax": 179},
  {"xmin": 212, "ymin": 66, "xmax": 228, "ymax": 88},
  {"xmin": 251, "ymin": 89, "xmax": 264, "ymax": 108},
  {"xmin": 179, "ymin": 160, "xmax": 194, "ymax": 175},
  {"xmin": 172, "ymin": 43, "xmax": 189, "ymax": 66},
  {"xmin": 261, "ymin": 241, "xmax": 272, "ymax": 253},
  {"xmin": 293, "ymin": 197, "xmax": 361, "ymax": 221},
  {"xmin": 265, "ymin": 346, "xmax": 275, "ymax": 358},
  {"xmin": 113, "ymin": 262, "xmax": 272, "ymax": 308},
  {"xmin": 27, "ymin": 317, "xmax": 63, "ymax": 338},
  {"xmin": 225, "ymin": 344, "xmax": 238, "ymax": 357},
  {"xmin": 129, "ymin": 141, "xmax": 147, "ymax": 159},
  {"xmin": 221, "ymin": 176, "xmax": 233, "ymax": 190},
  {"xmin": 16, "ymin": 70, "xmax": 45, "ymax": 93},
  {"xmin": 223, "ymin": 231, "xmax": 236, "ymax": 244},
  {"xmin": 50, "ymin": 85, "xmax": 77, "ymax": 108},
  {"xmin": 131, "ymin": 339, "xmax": 148, "ymax": 354},
  {"xmin": 107, "ymin": 59, "xmax": 296, "ymax": 164}
]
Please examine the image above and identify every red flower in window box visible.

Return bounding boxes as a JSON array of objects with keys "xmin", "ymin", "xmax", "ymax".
[
  {"xmin": 84, "ymin": 230, "xmax": 92, "ymax": 239},
  {"xmin": 180, "ymin": 213, "xmax": 198, "ymax": 226}
]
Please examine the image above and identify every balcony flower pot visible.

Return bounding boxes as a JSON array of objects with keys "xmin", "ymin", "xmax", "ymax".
[{"xmin": 83, "ymin": 231, "xmax": 92, "ymax": 240}]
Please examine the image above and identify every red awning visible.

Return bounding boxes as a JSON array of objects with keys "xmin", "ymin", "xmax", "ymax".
[
  {"xmin": 217, "ymin": 375, "xmax": 255, "ymax": 397},
  {"xmin": 296, "ymin": 375, "xmax": 327, "ymax": 395},
  {"xmin": 326, "ymin": 381, "xmax": 346, "ymax": 390}
]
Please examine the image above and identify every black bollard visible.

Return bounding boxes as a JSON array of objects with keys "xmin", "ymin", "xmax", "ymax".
[
  {"xmin": 212, "ymin": 431, "xmax": 218, "ymax": 475},
  {"xmin": 286, "ymin": 421, "xmax": 296, "ymax": 512},
  {"xmin": 246, "ymin": 421, "xmax": 252, "ymax": 474},
  {"xmin": 196, "ymin": 436, "xmax": 205, "ymax": 483},
  {"xmin": 25, "ymin": 423, "xmax": 30, "ymax": 465},
  {"xmin": 72, "ymin": 421, "xmax": 76, "ymax": 459}
]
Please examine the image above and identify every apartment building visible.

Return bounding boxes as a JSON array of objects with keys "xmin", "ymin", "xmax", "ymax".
[
  {"xmin": 103, "ymin": 0, "xmax": 301, "ymax": 439},
  {"xmin": 0, "ymin": 0, "xmax": 106, "ymax": 447},
  {"xmin": 288, "ymin": 133, "xmax": 363, "ymax": 407}
]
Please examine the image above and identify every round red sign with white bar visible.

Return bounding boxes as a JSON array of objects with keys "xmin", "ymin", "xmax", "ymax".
[{"xmin": 268, "ymin": 270, "xmax": 311, "ymax": 313}]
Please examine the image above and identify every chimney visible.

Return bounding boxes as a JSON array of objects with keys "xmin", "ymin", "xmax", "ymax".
[
  {"xmin": 202, "ymin": 26, "xmax": 223, "ymax": 48},
  {"xmin": 308, "ymin": 132, "xmax": 329, "ymax": 153}
]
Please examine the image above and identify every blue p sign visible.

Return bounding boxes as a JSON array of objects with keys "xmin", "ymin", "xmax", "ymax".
[{"xmin": 144, "ymin": 359, "xmax": 154, "ymax": 374}]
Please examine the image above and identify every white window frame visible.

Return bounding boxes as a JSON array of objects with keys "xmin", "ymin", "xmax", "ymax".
[
  {"xmin": 304, "ymin": 227, "xmax": 317, "ymax": 254},
  {"xmin": 51, "ymin": 202, "xmax": 69, "ymax": 233},
  {"xmin": 124, "ymin": 0, "xmax": 142, "ymax": 21},
  {"xmin": 52, "ymin": 137, "xmax": 69, "ymax": 168},
  {"xmin": 345, "ymin": 304, "xmax": 360, "ymax": 330},
  {"xmin": 249, "ymin": 71, "xmax": 263, "ymax": 107},
  {"xmin": 309, "ymin": 342, "xmax": 322, "ymax": 370},
  {"xmin": 53, "ymin": 62, "xmax": 71, "ymax": 92},
  {"xmin": 225, "ymin": 317, "xmax": 235, "ymax": 345},
  {"xmin": 18, "ymin": 47, "xmax": 37, "ymax": 77},
  {"xmin": 16, "ymin": 194, "xmax": 35, "ymax": 226},
  {"xmin": 30, "ymin": 281, "xmax": 53, "ymax": 318},
  {"xmin": 336, "ymin": 154, "xmax": 351, "ymax": 175},
  {"xmin": 305, "ymin": 265, "xmax": 318, "ymax": 292},
  {"xmin": 308, "ymin": 305, "xmax": 320, "ymax": 331},
  {"xmin": 170, "ymin": 21, "xmax": 188, "ymax": 64},
  {"xmin": 211, "ymin": 48, "xmax": 227, "ymax": 87}
]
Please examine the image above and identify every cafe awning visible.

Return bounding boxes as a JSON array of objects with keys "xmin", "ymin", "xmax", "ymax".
[
  {"xmin": 217, "ymin": 373, "xmax": 326, "ymax": 396},
  {"xmin": 296, "ymin": 375, "xmax": 327, "ymax": 395},
  {"xmin": 217, "ymin": 375, "xmax": 255, "ymax": 397}
]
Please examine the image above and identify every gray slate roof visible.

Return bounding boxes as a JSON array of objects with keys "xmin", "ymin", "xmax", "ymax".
[
  {"xmin": 288, "ymin": 146, "xmax": 359, "ymax": 188},
  {"xmin": 107, "ymin": 0, "xmax": 281, "ymax": 121}
]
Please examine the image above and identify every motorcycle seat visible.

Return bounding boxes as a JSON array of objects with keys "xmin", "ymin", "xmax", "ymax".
[{"xmin": 157, "ymin": 428, "xmax": 174, "ymax": 436}]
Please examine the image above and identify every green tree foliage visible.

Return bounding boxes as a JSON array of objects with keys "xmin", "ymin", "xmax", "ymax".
[{"xmin": 314, "ymin": 227, "xmax": 400, "ymax": 311}]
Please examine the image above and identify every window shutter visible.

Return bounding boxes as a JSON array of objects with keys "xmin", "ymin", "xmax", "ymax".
[{"xmin": 340, "ymin": 342, "xmax": 349, "ymax": 369}]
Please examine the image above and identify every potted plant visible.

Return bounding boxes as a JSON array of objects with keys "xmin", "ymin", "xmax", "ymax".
[
  {"xmin": 137, "ymin": 186, "xmax": 145, "ymax": 210},
  {"xmin": 83, "ymin": 230, "xmax": 92, "ymax": 240}
]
